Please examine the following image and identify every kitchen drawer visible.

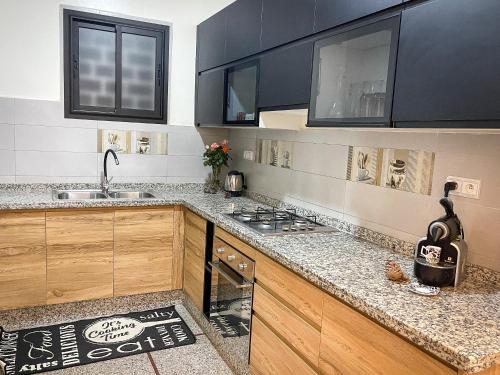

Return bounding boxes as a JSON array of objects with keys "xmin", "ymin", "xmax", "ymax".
[
  {"xmin": 253, "ymin": 283, "xmax": 321, "ymax": 367},
  {"xmin": 250, "ymin": 316, "xmax": 318, "ymax": 375},
  {"xmin": 255, "ymin": 252, "xmax": 324, "ymax": 327},
  {"xmin": 214, "ymin": 226, "xmax": 256, "ymax": 258},
  {"xmin": 213, "ymin": 236, "xmax": 254, "ymax": 280},
  {"xmin": 319, "ymin": 294, "xmax": 455, "ymax": 375}
]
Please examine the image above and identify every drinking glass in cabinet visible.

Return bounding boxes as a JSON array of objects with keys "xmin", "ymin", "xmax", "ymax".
[{"xmin": 309, "ymin": 16, "xmax": 399, "ymax": 126}]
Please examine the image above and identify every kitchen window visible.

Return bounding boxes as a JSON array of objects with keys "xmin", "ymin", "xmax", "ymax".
[{"xmin": 63, "ymin": 9, "xmax": 169, "ymax": 123}]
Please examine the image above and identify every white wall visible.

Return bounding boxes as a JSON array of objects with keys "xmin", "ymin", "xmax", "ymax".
[{"xmin": 0, "ymin": 0, "xmax": 234, "ymax": 126}]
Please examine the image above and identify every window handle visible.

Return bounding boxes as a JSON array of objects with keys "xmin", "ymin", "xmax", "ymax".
[
  {"xmin": 157, "ymin": 64, "xmax": 162, "ymax": 87},
  {"xmin": 73, "ymin": 56, "xmax": 78, "ymax": 79}
]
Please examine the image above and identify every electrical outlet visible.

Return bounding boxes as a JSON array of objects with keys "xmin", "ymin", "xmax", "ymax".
[
  {"xmin": 446, "ymin": 176, "xmax": 481, "ymax": 199},
  {"xmin": 243, "ymin": 150, "xmax": 254, "ymax": 161}
]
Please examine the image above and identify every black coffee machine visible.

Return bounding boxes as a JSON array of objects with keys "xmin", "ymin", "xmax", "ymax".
[{"xmin": 414, "ymin": 183, "xmax": 468, "ymax": 287}]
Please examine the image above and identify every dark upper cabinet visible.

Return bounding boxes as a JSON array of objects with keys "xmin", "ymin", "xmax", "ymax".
[
  {"xmin": 393, "ymin": 0, "xmax": 500, "ymax": 126},
  {"xmin": 259, "ymin": 41, "xmax": 313, "ymax": 108},
  {"xmin": 197, "ymin": 10, "xmax": 226, "ymax": 72},
  {"xmin": 196, "ymin": 69, "xmax": 225, "ymax": 125},
  {"xmin": 225, "ymin": 0, "xmax": 263, "ymax": 63},
  {"xmin": 315, "ymin": 0, "xmax": 401, "ymax": 33},
  {"xmin": 308, "ymin": 15, "xmax": 400, "ymax": 127},
  {"xmin": 261, "ymin": 0, "xmax": 316, "ymax": 50},
  {"xmin": 224, "ymin": 61, "xmax": 259, "ymax": 125}
]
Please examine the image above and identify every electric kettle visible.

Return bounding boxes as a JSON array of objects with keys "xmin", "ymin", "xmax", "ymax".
[{"xmin": 224, "ymin": 170, "xmax": 245, "ymax": 197}]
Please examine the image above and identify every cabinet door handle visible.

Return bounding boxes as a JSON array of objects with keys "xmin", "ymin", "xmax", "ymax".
[{"xmin": 217, "ymin": 247, "xmax": 225, "ymax": 254}]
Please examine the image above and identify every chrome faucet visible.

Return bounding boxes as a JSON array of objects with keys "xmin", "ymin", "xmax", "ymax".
[{"xmin": 102, "ymin": 148, "xmax": 119, "ymax": 194}]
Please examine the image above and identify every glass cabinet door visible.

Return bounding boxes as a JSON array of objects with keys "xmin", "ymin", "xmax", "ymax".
[
  {"xmin": 224, "ymin": 61, "xmax": 259, "ymax": 125},
  {"xmin": 308, "ymin": 16, "xmax": 400, "ymax": 127}
]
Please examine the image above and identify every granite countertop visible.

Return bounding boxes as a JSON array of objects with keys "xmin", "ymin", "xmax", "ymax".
[{"xmin": 0, "ymin": 184, "xmax": 498, "ymax": 373}]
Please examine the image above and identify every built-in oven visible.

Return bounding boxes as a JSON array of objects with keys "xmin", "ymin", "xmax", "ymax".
[{"xmin": 203, "ymin": 236, "xmax": 255, "ymax": 364}]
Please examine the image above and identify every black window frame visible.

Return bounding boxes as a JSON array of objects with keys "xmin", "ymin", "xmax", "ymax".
[{"xmin": 63, "ymin": 9, "xmax": 169, "ymax": 124}]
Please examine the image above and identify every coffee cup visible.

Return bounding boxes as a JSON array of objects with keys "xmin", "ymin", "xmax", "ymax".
[
  {"xmin": 420, "ymin": 245, "xmax": 441, "ymax": 264},
  {"xmin": 357, "ymin": 168, "xmax": 369, "ymax": 180}
]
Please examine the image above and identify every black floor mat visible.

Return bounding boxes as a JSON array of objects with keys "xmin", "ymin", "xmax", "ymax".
[{"xmin": 0, "ymin": 306, "xmax": 196, "ymax": 375}]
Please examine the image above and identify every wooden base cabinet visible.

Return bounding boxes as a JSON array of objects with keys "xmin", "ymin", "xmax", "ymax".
[
  {"xmin": 183, "ymin": 210, "xmax": 207, "ymax": 310},
  {"xmin": 250, "ymin": 316, "xmax": 318, "ymax": 375},
  {"xmin": 319, "ymin": 294, "xmax": 455, "ymax": 375},
  {"xmin": 114, "ymin": 208, "xmax": 174, "ymax": 296},
  {"xmin": 0, "ymin": 212, "xmax": 46, "ymax": 311},
  {"xmin": 46, "ymin": 210, "xmax": 114, "ymax": 304}
]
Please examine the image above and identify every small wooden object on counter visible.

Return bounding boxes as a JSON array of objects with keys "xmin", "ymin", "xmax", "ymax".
[
  {"xmin": 385, "ymin": 259, "xmax": 410, "ymax": 282},
  {"xmin": 46, "ymin": 210, "xmax": 114, "ymax": 304},
  {"xmin": 183, "ymin": 209, "xmax": 207, "ymax": 310},
  {"xmin": 0, "ymin": 212, "xmax": 46, "ymax": 311},
  {"xmin": 114, "ymin": 208, "xmax": 174, "ymax": 296}
]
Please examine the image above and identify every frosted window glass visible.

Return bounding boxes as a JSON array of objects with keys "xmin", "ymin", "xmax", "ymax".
[
  {"xmin": 79, "ymin": 27, "xmax": 116, "ymax": 108},
  {"xmin": 121, "ymin": 33, "xmax": 156, "ymax": 111},
  {"xmin": 226, "ymin": 65, "xmax": 257, "ymax": 122}
]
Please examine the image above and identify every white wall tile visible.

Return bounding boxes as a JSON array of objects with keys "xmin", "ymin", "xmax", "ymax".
[
  {"xmin": 344, "ymin": 181, "xmax": 434, "ymax": 236},
  {"xmin": 0, "ymin": 176, "xmax": 15, "ymax": 183},
  {"xmin": 166, "ymin": 176, "xmax": 206, "ymax": 183},
  {"xmin": 98, "ymin": 154, "xmax": 168, "ymax": 177},
  {"xmin": 167, "ymin": 130, "xmax": 205, "ymax": 155},
  {"xmin": 16, "ymin": 151, "xmax": 97, "ymax": 177},
  {"xmin": 292, "ymin": 142, "xmax": 348, "ymax": 179},
  {"xmin": 432, "ymin": 151, "xmax": 500, "ymax": 209},
  {"xmin": 289, "ymin": 170, "xmax": 346, "ymax": 213},
  {"xmin": 167, "ymin": 155, "xmax": 209, "ymax": 177},
  {"xmin": 15, "ymin": 125, "xmax": 97, "ymax": 152},
  {"xmin": 0, "ymin": 97, "xmax": 14, "ymax": 124},
  {"xmin": 437, "ymin": 132, "xmax": 500, "ymax": 158},
  {"xmin": 14, "ymin": 98, "xmax": 97, "ymax": 128},
  {"xmin": 0, "ymin": 124, "xmax": 14, "ymax": 150},
  {"xmin": 97, "ymin": 120, "xmax": 169, "ymax": 133},
  {"xmin": 0, "ymin": 150, "xmax": 15, "ymax": 175},
  {"xmin": 15, "ymin": 176, "xmax": 99, "ymax": 183}
]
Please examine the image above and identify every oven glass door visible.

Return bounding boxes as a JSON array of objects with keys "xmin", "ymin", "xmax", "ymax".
[{"xmin": 206, "ymin": 258, "xmax": 253, "ymax": 362}]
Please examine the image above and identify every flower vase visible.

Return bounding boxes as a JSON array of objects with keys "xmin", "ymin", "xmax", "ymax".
[{"xmin": 204, "ymin": 165, "xmax": 222, "ymax": 194}]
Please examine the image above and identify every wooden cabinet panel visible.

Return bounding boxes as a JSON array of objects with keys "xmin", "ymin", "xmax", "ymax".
[
  {"xmin": 183, "ymin": 210, "xmax": 207, "ymax": 310},
  {"xmin": 172, "ymin": 206, "xmax": 185, "ymax": 289},
  {"xmin": 46, "ymin": 210, "xmax": 114, "ymax": 304},
  {"xmin": 253, "ymin": 283, "xmax": 321, "ymax": 367},
  {"xmin": 314, "ymin": 0, "xmax": 401, "ymax": 33},
  {"xmin": 255, "ymin": 252, "xmax": 324, "ymax": 327},
  {"xmin": 261, "ymin": 0, "xmax": 315, "ymax": 50},
  {"xmin": 393, "ymin": 0, "xmax": 500, "ymax": 126},
  {"xmin": 114, "ymin": 208, "xmax": 174, "ymax": 297},
  {"xmin": 319, "ymin": 294, "xmax": 455, "ymax": 375},
  {"xmin": 259, "ymin": 41, "xmax": 313, "ymax": 108},
  {"xmin": 0, "ymin": 212, "xmax": 46, "ymax": 310},
  {"xmin": 214, "ymin": 226, "xmax": 256, "ymax": 259},
  {"xmin": 250, "ymin": 316, "xmax": 318, "ymax": 375}
]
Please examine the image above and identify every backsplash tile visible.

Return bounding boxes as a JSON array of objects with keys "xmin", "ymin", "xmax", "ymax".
[
  {"xmin": 228, "ymin": 127, "xmax": 500, "ymax": 271},
  {"xmin": 0, "ymin": 97, "xmax": 228, "ymax": 183}
]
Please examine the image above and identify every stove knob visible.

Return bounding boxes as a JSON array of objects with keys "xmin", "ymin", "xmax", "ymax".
[
  {"xmin": 227, "ymin": 255, "xmax": 236, "ymax": 261},
  {"xmin": 217, "ymin": 247, "xmax": 225, "ymax": 254},
  {"xmin": 239, "ymin": 263, "xmax": 248, "ymax": 271}
]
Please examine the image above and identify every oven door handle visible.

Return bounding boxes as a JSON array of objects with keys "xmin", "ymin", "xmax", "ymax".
[{"xmin": 208, "ymin": 261, "xmax": 253, "ymax": 289}]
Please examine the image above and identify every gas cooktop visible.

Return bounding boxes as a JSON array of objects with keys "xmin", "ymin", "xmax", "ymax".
[{"xmin": 224, "ymin": 207, "xmax": 336, "ymax": 236}]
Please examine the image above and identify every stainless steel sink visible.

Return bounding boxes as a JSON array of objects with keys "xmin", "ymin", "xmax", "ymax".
[
  {"xmin": 108, "ymin": 191, "xmax": 156, "ymax": 199},
  {"xmin": 54, "ymin": 190, "xmax": 108, "ymax": 200}
]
